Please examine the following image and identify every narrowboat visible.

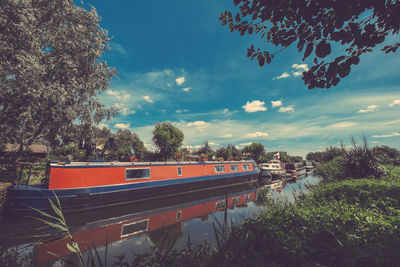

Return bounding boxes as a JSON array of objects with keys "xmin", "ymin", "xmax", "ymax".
[{"xmin": 2, "ymin": 160, "xmax": 259, "ymax": 215}]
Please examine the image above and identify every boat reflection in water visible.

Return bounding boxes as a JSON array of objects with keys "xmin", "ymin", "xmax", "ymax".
[{"xmin": 0, "ymin": 183, "xmax": 258, "ymax": 266}]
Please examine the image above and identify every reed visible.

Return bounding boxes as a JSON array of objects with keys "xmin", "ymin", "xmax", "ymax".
[{"xmin": 30, "ymin": 192, "xmax": 107, "ymax": 267}]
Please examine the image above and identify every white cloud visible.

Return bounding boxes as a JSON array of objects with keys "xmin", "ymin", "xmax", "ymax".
[
  {"xmin": 358, "ymin": 105, "xmax": 378, "ymax": 113},
  {"xmin": 106, "ymin": 90, "xmax": 131, "ymax": 101},
  {"xmin": 327, "ymin": 121, "xmax": 357, "ymax": 129},
  {"xmin": 176, "ymin": 76, "xmax": 185, "ymax": 86},
  {"xmin": 97, "ymin": 123, "xmax": 109, "ymax": 129},
  {"xmin": 372, "ymin": 132, "xmax": 400, "ymax": 138},
  {"xmin": 220, "ymin": 134, "xmax": 233, "ymax": 138},
  {"xmin": 182, "ymin": 87, "xmax": 192, "ymax": 92},
  {"xmin": 121, "ymin": 108, "xmax": 136, "ymax": 115},
  {"xmin": 184, "ymin": 145, "xmax": 202, "ymax": 151},
  {"xmin": 388, "ymin": 99, "xmax": 400, "ymax": 107},
  {"xmin": 176, "ymin": 109, "xmax": 189, "ymax": 113},
  {"xmin": 242, "ymin": 100, "xmax": 267, "ymax": 113},
  {"xmin": 208, "ymin": 142, "xmax": 218, "ymax": 146},
  {"xmin": 143, "ymin": 95, "xmax": 154, "ymax": 103},
  {"xmin": 292, "ymin": 63, "xmax": 309, "ymax": 71},
  {"xmin": 187, "ymin": 121, "xmax": 210, "ymax": 128},
  {"xmin": 273, "ymin": 72, "xmax": 290, "ymax": 80},
  {"xmin": 115, "ymin": 123, "xmax": 130, "ymax": 129},
  {"xmin": 111, "ymin": 43, "xmax": 128, "ymax": 56},
  {"xmin": 113, "ymin": 103, "xmax": 125, "ymax": 109},
  {"xmin": 239, "ymin": 142, "xmax": 253, "ymax": 147},
  {"xmin": 278, "ymin": 105, "xmax": 295, "ymax": 112},
  {"xmin": 244, "ymin": 131, "xmax": 269, "ymax": 139},
  {"xmin": 292, "ymin": 71, "xmax": 303, "ymax": 77},
  {"xmin": 167, "ymin": 83, "xmax": 173, "ymax": 87},
  {"xmin": 271, "ymin": 100, "xmax": 282, "ymax": 108}
]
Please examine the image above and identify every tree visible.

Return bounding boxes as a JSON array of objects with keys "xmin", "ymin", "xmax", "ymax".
[
  {"xmin": 307, "ymin": 146, "xmax": 345, "ymax": 163},
  {"xmin": 220, "ymin": 0, "xmax": 400, "ymax": 89},
  {"xmin": 114, "ymin": 129, "xmax": 146, "ymax": 161},
  {"xmin": 242, "ymin": 142, "xmax": 265, "ymax": 163},
  {"xmin": 197, "ymin": 141, "xmax": 215, "ymax": 156},
  {"xmin": 0, "ymin": 0, "xmax": 117, "ymax": 158},
  {"xmin": 216, "ymin": 144, "xmax": 240, "ymax": 160},
  {"xmin": 152, "ymin": 122, "xmax": 184, "ymax": 161},
  {"xmin": 372, "ymin": 145, "xmax": 400, "ymax": 166}
]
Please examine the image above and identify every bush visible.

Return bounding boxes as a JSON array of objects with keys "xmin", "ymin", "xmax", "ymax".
[
  {"xmin": 340, "ymin": 137, "xmax": 386, "ymax": 179},
  {"xmin": 314, "ymin": 157, "xmax": 345, "ymax": 182}
]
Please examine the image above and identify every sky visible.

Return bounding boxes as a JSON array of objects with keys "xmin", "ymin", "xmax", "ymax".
[{"xmin": 85, "ymin": 0, "xmax": 400, "ymax": 157}]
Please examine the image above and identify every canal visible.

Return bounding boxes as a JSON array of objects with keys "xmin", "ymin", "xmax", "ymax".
[{"xmin": 0, "ymin": 172, "xmax": 319, "ymax": 266}]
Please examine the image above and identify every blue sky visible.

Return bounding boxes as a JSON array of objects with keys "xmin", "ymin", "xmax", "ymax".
[{"xmin": 87, "ymin": 0, "xmax": 400, "ymax": 157}]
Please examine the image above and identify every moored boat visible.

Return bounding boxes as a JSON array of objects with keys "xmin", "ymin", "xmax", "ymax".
[
  {"xmin": 305, "ymin": 161, "xmax": 315, "ymax": 171},
  {"xmin": 2, "ymin": 160, "xmax": 259, "ymax": 215},
  {"xmin": 284, "ymin": 163, "xmax": 297, "ymax": 179},
  {"xmin": 295, "ymin": 162, "xmax": 306, "ymax": 177},
  {"xmin": 258, "ymin": 160, "xmax": 285, "ymax": 185}
]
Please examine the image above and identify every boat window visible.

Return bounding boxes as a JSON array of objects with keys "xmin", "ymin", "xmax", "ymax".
[
  {"xmin": 230, "ymin": 165, "xmax": 239, "ymax": 171},
  {"xmin": 215, "ymin": 200, "xmax": 226, "ymax": 210},
  {"xmin": 214, "ymin": 165, "xmax": 226, "ymax": 173},
  {"xmin": 177, "ymin": 166, "xmax": 182, "ymax": 176},
  {"xmin": 176, "ymin": 211, "xmax": 182, "ymax": 221},
  {"xmin": 121, "ymin": 219, "xmax": 149, "ymax": 237},
  {"xmin": 231, "ymin": 196, "xmax": 240, "ymax": 206},
  {"xmin": 243, "ymin": 164, "xmax": 250, "ymax": 170},
  {"xmin": 126, "ymin": 168, "xmax": 151, "ymax": 180},
  {"xmin": 244, "ymin": 194, "xmax": 252, "ymax": 202}
]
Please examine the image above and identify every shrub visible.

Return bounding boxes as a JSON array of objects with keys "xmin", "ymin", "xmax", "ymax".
[
  {"xmin": 340, "ymin": 137, "xmax": 386, "ymax": 179},
  {"xmin": 314, "ymin": 157, "xmax": 345, "ymax": 182}
]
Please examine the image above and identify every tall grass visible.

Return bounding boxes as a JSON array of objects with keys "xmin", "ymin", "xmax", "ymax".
[{"xmin": 30, "ymin": 193, "xmax": 107, "ymax": 267}]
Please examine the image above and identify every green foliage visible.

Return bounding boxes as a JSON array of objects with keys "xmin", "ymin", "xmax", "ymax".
[
  {"xmin": 195, "ymin": 141, "xmax": 215, "ymax": 158},
  {"xmin": 152, "ymin": 122, "xmax": 184, "ymax": 161},
  {"xmin": 242, "ymin": 142, "xmax": 264, "ymax": 163},
  {"xmin": 0, "ymin": 0, "xmax": 117, "ymax": 155},
  {"xmin": 220, "ymin": 0, "xmax": 400, "ymax": 89},
  {"xmin": 210, "ymin": 174, "xmax": 400, "ymax": 266},
  {"xmin": 49, "ymin": 125, "xmax": 147, "ymax": 161},
  {"xmin": 372, "ymin": 145, "xmax": 400, "ymax": 166},
  {"xmin": 314, "ymin": 157, "xmax": 345, "ymax": 182},
  {"xmin": 215, "ymin": 144, "xmax": 240, "ymax": 160},
  {"xmin": 307, "ymin": 146, "xmax": 345, "ymax": 163},
  {"xmin": 340, "ymin": 137, "xmax": 386, "ymax": 179},
  {"xmin": 113, "ymin": 129, "xmax": 146, "ymax": 161}
]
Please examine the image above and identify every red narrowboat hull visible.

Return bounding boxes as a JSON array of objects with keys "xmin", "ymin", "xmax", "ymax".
[{"xmin": 3, "ymin": 160, "xmax": 260, "ymax": 215}]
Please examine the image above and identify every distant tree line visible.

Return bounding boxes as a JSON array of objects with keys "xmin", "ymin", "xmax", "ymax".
[
  {"xmin": 307, "ymin": 143, "xmax": 400, "ymax": 166},
  {"xmin": 185, "ymin": 141, "xmax": 303, "ymax": 164}
]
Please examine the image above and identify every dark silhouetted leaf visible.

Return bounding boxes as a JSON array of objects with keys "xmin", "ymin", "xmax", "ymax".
[
  {"xmin": 257, "ymin": 55, "xmax": 265, "ymax": 66},
  {"xmin": 303, "ymin": 42, "xmax": 313, "ymax": 60},
  {"xmin": 316, "ymin": 40, "xmax": 331, "ymax": 58}
]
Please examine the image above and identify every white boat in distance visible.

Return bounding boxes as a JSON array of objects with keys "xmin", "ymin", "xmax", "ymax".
[{"xmin": 259, "ymin": 160, "xmax": 286, "ymax": 177}]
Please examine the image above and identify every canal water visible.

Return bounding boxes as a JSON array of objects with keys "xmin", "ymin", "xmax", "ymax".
[{"xmin": 0, "ymin": 172, "xmax": 319, "ymax": 266}]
